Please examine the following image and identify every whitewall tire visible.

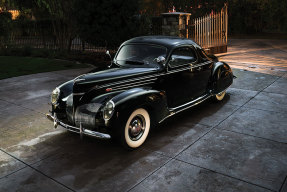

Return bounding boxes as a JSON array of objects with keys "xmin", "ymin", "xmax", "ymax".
[
  {"xmin": 123, "ymin": 108, "xmax": 150, "ymax": 149},
  {"xmin": 215, "ymin": 90, "xmax": 226, "ymax": 101}
]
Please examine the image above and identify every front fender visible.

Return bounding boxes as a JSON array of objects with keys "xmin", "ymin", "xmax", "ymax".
[
  {"xmin": 211, "ymin": 62, "xmax": 233, "ymax": 94},
  {"xmin": 110, "ymin": 87, "xmax": 169, "ymax": 126}
]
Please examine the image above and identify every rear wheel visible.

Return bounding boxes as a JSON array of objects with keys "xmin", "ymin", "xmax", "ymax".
[
  {"xmin": 213, "ymin": 68, "xmax": 226, "ymax": 102},
  {"xmin": 214, "ymin": 90, "xmax": 226, "ymax": 101},
  {"xmin": 121, "ymin": 108, "xmax": 150, "ymax": 149}
]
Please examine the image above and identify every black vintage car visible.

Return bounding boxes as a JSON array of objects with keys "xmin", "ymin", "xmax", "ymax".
[{"xmin": 46, "ymin": 36, "xmax": 233, "ymax": 149}]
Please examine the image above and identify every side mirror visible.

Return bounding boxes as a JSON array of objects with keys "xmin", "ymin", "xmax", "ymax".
[
  {"xmin": 170, "ymin": 57, "xmax": 175, "ymax": 62},
  {"xmin": 156, "ymin": 56, "xmax": 166, "ymax": 65},
  {"xmin": 106, "ymin": 50, "xmax": 112, "ymax": 68},
  {"xmin": 106, "ymin": 50, "xmax": 111, "ymax": 58}
]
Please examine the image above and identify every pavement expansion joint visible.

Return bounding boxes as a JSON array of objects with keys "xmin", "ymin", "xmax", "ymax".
[
  {"xmin": 130, "ymin": 101, "xmax": 246, "ymax": 191},
  {"xmin": 126, "ymin": 155, "xmax": 174, "ymax": 192},
  {"xmin": 128, "ymin": 124, "xmax": 215, "ymax": 191},
  {"xmin": 279, "ymin": 176, "xmax": 287, "ymax": 192},
  {"xmin": 260, "ymin": 80, "xmax": 281, "ymax": 92},
  {"xmin": 0, "ymin": 166, "xmax": 27, "ymax": 180},
  {"xmin": 237, "ymin": 73, "xmax": 279, "ymax": 109},
  {"xmin": 242, "ymin": 105, "xmax": 287, "ymax": 114},
  {"xmin": 0, "ymin": 98, "xmax": 45, "ymax": 115},
  {"xmin": 217, "ymin": 128, "xmax": 287, "ymax": 145},
  {"xmin": 263, "ymin": 74, "xmax": 285, "ymax": 88},
  {"xmin": 262, "ymin": 90, "xmax": 287, "ymax": 96},
  {"xmin": 174, "ymin": 102, "xmax": 245, "ymax": 157},
  {"xmin": 224, "ymin": 102, "xmax": 243, "ymax": 107},
  {"xmin": 0, "ymin": 148, "xmax": 76, "ymax": 192},
  {"xmin": 27, "ymin": 149, "xmax": 63, "ymax": 167},
  {"xmin": 133, "ymin": 85, "xmax": 275, "ymax": 191},
  {"xmin": 1, "ymin": 40, "xmax": 286, "ymax": 191},
  {"xmin": 173, "ymin": 158, "xmax": 276, "ymax": 192}
]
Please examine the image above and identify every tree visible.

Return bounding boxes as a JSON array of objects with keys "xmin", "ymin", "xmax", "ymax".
[
  {"xmin": 139, "ymin": 0, "xmax": 166, "ymax": 16},
  {"xmin": 74, "ymin": 0, "xmax": 141, "ymax": 48},
  {"xmin": 0, "ymin": 11, "xmax": 12, "ymax": 47},
  {"xmin": 35, "ymin": 0, "xmax": 77, "ymax": 50},
  {"xmin": 228, "ymin": 0, "xmax": 287, "ymax": 34},
  {"xmin": 0, "ymin": 0, "xmax": 14, "ymax": 10},
  {"xmin": 1, "ymin": 0, "xmax": 78, "ymax": 50}
]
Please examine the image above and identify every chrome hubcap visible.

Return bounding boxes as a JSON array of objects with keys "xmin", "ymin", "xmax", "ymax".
[{"xmin": 128, "ymin": 115, "xmax": 145, "ymax": 141}]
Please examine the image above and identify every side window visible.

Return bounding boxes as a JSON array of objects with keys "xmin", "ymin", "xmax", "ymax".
[
  {"xmin": 197, "ymin": 48, "xmax": 209, "ymax": 61},
  {"xmin": 169, "ymin": 47, "xmax": 197, "ymax": 67}
]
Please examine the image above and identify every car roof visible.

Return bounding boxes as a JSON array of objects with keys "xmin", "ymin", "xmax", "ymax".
[{"xmin": 122, "ymin": 36, "xmax": 200, "ymax": 49}]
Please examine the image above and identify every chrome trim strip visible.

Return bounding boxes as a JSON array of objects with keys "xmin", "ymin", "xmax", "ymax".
[
  {"xmin": 173, "ymin": 95, "xmax": 212, "ymax": 114},
  {"xmin": 74, "ymin": 78, "xmax": 86, "ymax": 82},
  {"xmin": 166, "ymin": 66, "xmax": 191, "ymax": 74},
  {"xmin": 159, "ymin": 94, "xmax": 212, "ymax": 123},
  {"xmin": 159, "ymin": 83, "xmax": 230, "ymax": 124},
  {"xmin": 166, "ymin": 61, "xmax": 212, "ymax": 74},
  {"xmin": 110, "ymin": 81, "xmax": 155, "ymax": 91},
  {"xmin": 74, "ymin": 61, "xmax": 212, "ymax": 91},
  {"xmin": 97, "ymin": 75, "xmax": 160, "ymax": 89},
  {"xmin": 46, "ymin": 114, "xmax": 111, "ymax": 139},
  {"xmin": 170, "ymin": 93, "xmax": 209, "ymax": 111},
  {"xmin": 194, "ymin": 61, "xmax": 212, "ymax": 67},
  {"xmin": 109, "ymin": 78, "xmax": 157, "ymax": 90},
  {"xmin": 73, "ymin": 93, "xmax": 85, "ymax": 96},
  {"xmin": 79, "ymin": 70, "xmax": 157, "ymax": 84}
]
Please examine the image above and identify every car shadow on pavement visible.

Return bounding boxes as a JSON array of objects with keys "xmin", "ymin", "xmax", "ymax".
[
  {"xmin": 142, "ymin": 95, "xmax": 233, "ymax": 156},
  {"xmin": 1, "ymin": 95, "xmax": 233, "ymax": 192}
]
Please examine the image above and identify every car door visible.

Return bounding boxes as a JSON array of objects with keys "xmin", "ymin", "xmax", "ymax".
[
  {"xmin": 161, "ymin": 46, "xmax": 201, "ymax": 108},
  {"xmin": 193, "ymin": 49, "xmax": 213, "ymax": 97}
]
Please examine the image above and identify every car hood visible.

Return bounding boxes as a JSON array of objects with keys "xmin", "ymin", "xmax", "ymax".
[
  {"xmin": 74, "ymin": 67, "xmax": 158, "ymax": 85},
  {"xmin": 72, "ymin": 67, "xmax": 159, "ymax": 94}
]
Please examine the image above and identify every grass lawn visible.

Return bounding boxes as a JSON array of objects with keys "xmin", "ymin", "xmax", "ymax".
[{"xmin": 0, "ymin": 56, "xmax": 91, "ymax": 80}]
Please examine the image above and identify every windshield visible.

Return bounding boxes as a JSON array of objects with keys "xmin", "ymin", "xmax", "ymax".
[{"xmin": 115, "ymin": 44, "xmax": 167, "ymax": 67}]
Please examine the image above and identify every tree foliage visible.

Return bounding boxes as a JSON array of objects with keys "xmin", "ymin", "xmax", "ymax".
[
  {"xmin": 140, "ymin": 0, "xmax": 287, "ymax": 34},
  {"xmin": 35, "ymin": 0, "xmax": 77, "ymax": 50},
  {"xmin": 0, "ymin": 11, "xmax": 12, "ymax": 46},
  {"xmin": 228, "ymin": 0, "xmax": 287, "ymax": 34},
  {"xmin": 74, "ymin": 0, "xmax": 141, "ymax": 48},
  {"xmin": 2, "ymin": 0, "xmax": 286, "ymax": 52},
  {"xmin": 0, "ymin": 11, "xmax": 12, "ymax": 35}
]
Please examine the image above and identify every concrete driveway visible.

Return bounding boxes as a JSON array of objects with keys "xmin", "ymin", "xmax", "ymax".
[{"xmin": 0, "ymin": 39, "xmax": 286, "ymax": 192}]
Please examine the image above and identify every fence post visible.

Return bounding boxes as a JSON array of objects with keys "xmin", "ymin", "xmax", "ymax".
[{"xmin": 225, "ymin": 4, "xmax": 228, "ymax": 45}]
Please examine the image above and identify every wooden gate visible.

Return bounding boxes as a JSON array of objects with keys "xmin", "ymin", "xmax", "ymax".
[{"xmin": 188, "ymin": 4, "xmax": 228, "ymax": 54}]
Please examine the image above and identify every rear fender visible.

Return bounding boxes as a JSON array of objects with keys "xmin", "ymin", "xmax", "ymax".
[{"xmin": 211, "ymin": 62, "xmax": 233, "ymax": 94}]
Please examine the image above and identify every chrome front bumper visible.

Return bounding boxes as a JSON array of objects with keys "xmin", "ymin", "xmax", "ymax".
[{"xmin": 46, "ymin": 113, "xmax": 111, "ymax": 139}]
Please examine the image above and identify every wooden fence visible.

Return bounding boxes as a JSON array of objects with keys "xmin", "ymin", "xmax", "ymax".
[
  {"xmin": 188, "ymin": 4, "xmax": 228, "ymax": 54},
  {"xmin": 1, "ymin": 36, "xmax": 107, "ymax": 52}
]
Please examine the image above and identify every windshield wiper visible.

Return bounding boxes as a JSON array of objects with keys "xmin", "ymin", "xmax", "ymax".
[{"xmin": 125, "ymin": 60, "xmax": 144, "ymax": 65}]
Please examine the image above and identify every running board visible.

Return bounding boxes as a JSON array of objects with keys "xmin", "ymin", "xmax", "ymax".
[{"xmin": 159, "ymin": 94, "xmax": 212, "ymax": 123}]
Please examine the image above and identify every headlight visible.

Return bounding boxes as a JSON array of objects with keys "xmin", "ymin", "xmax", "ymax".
[
  {"xmin": 103, "ymin": 100, "xmax": 115, "ymax": 120},
  {"xmin": 51, "ymin": 88, "xmax": 60, "ymax": 105}
]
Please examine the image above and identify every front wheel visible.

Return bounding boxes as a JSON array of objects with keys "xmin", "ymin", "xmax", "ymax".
[{"xmin": 121, "ymin": 108, "xmax": 150, "ymax": 149}]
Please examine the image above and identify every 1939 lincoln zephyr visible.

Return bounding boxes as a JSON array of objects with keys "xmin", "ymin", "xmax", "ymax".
[{"xmin": 46, "ymin": 36, "xmax": 233, "ymax": 149}]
